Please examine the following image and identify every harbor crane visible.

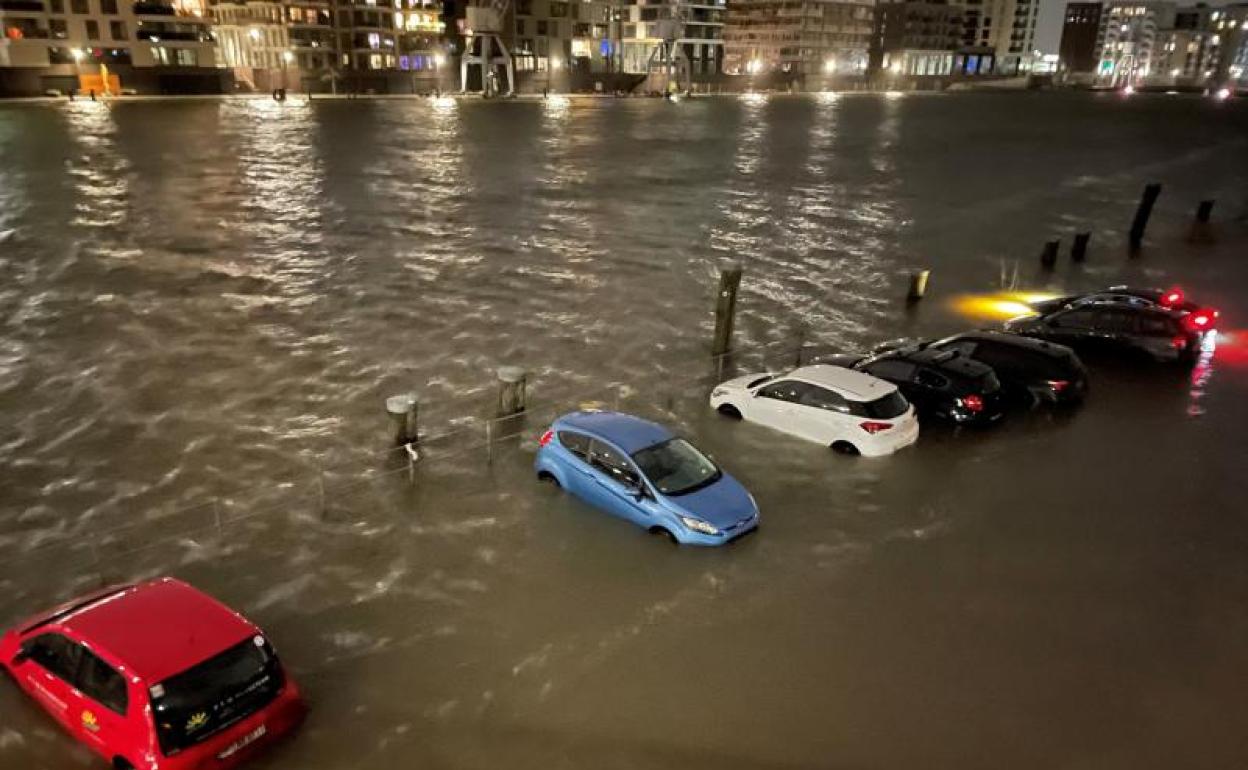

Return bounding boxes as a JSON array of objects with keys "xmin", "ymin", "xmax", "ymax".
[{"xmin": 461, "ymin": 0, "xmax": 516, "ymax": 97}]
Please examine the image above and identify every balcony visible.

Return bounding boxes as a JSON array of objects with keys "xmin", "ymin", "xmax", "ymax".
[{"xmin": 137, "ymin": 28, "xmax": 207, "ymax": 40}]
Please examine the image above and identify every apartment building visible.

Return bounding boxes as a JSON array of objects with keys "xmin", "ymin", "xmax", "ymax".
[
  {"xmin": 722, "ymin": 0, "xmax": 873, "ymax": 79},
  {"xmin": 869, "ymin": 0, "xmax": 971, "ymax": 78},
  {"xmin": 511, "ymin": 0, "xmax": 612, "ymax": 76},
  {"xmin": 1058, "ymin": 1, "xmax": 1101, "ymax": 73},
  {"xmin": 617, "ymin": 0, "xmax": 725, "ymax": 79},
  {"xmin": 959, "ymin": 0, "xmax": 1036, "ymax": 74},
  {"xmin": 1, "ymin": 0, "xmax": 223, "ymax": 94}
]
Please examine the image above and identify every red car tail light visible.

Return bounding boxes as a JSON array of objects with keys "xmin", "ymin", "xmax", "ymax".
[
  {"xmin": 859, "ymin": 421, "xmax": 893, "ymax": 434},
  {"xmin": 1172, "ymin": 335, "xmax": 1189, "ymax": 349},
  {"xmin": 539, "ymin": 429, "xmax": 554, "ymax": 447},
  {"xmin": 961, "ymin": 394, "xmax": 984, "ymax": 413},
  {"xmin": 1047, "ymin": 380, "xmax": 1070, "ymax": 393},
  {"xmin": 1161, "ymin": 287, "xmax": 1184, "ymax": 307},
  {"xmin": 1185, "ymin": 308, "xmax": 1218, "ymax": 331}
]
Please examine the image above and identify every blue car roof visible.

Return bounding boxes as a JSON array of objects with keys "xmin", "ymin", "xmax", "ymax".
[{"xmin": 554, "ymin": 411, "xmax": 674, "ymax": 454}]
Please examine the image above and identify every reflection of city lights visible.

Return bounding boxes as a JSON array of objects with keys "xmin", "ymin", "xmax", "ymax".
[
  {"xmin": 1214, "ymin": 87, "xmax": 1231, "ymax": 101},
  {"xmin": 890, "ymin": 62, "xmax": 903, "ymax": 74},
  {"xmin": 740, "ymin": 91, "xmax": 767, "ymax": 104},
  {"xmin": 949, "ymin": 292, "xmax": 1060, "ymax": 322},
  {"xmin": 432, "ymin": 95, "xmax": 455, "ymax": 109},
  {"xmin": 746, "ymin": 59, "xmax": 763, "ymax": 75},
  {"xmin": 1122, "ymin": 83, "xmax": 1135, "ymax": 95},
  {"xmin": 884, "ymin": 90, "xmax": 904, "ymax": 99},
  {"xmin": 823, "ymin": 59, "xmax": 837, "ymax": 74}
]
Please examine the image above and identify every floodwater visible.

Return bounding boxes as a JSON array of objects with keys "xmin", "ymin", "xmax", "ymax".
[{"xmin": 1, "ymin": 92, "xmax": 1247, "ymax": 770}]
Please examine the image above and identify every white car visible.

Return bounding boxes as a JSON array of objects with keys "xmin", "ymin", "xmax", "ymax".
[{"xmin": 709, "ymin": 364, "xmax": 919, "ymax": 457}]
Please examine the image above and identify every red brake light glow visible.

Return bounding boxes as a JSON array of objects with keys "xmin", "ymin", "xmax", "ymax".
[
  {"xmin": 1161, "ymin": 287, "xmax": 1184, "ymax": 307},
  {"xmin": 539, "ymin": 429, "xmax": 554, "ymax": 447},
  {"xmin": 859, "ymin": 421, "xmax": 893, "ymax": 434},
  {"xmin": 961, "ymin": 394, "xmax": 984, "ymax": 413},
  {"xmin": 1047, "ymin": 380, "xmax": 1069, "ymax": 393}
]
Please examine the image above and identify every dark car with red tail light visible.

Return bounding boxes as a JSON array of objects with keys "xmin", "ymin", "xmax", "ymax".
[
  {"xmin": 821, "ymin": 349, "xmax": 1007, "ymax": 426},
  {"xmin": 0, "ymin": 578, "xmax": 305, "ymax": 770},
  {"xmin": 1004, "ymin": 298, "xmax": 1213, "ymax": 365},
  {"xmin": 873, "ymin": 331, "xmax": 1088, "ymax": 408}
]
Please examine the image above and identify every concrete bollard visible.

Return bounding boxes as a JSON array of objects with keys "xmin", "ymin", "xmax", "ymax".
[
  {"xmin": 1128, "ymin": 182, "xmax": 1162, "ymax": 252},
  {"xmin": 386, "ymin": 393, "xmax": 419, "ymax": 446},
  {"xmin": 1040, "ymin": 239, "xmax": 1060, "ymax": 269},
  {"xmin": 906, "ymin": 269, "xmax": 930, "ymax": 303},
  {"xmin": 496, "ymin": 366, "xmax": 527, "ymax": 418},
  {"xmin": 711, "ymin": 266, "xmax": 743, "ymax": 359},
  {"xmin": 1071, "ymin": 232, "xmax": 1091, "ymax": 262}
]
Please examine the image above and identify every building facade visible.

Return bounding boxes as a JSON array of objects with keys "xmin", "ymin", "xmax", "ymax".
[
  {"xmin": 1095, "ymin": 1, "xmax": 1247, "ymax": 88},
  {"xmin": 869, "ymin": 0, "xmax": 994, "ymax": 78},
  {"xmin": 617, "ymin": 0, "xmax": 725, "ymax": 80},
  {"xmin": 721, "ymin": 0, "xmax": 874, "ymax": 79},
  {"xmin": 1, "ymin": 0, "xmax": 223, "ymax": 94},
  {"xmin": 959, "ymin": 0, "xmax": 1037, "ymax": 74},
  {"xmin": 1058, "ymin": 0, "xmax": 1100, "ymax": 73}
]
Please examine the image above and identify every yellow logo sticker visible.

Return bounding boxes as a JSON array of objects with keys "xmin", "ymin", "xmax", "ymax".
[
  {"xmin": 82, "ymin": 710, "xmax": 99, "ymax": 733},
  {"xmin": 187, "ymin": 712, "xmax": 208, "ymax": 733}
]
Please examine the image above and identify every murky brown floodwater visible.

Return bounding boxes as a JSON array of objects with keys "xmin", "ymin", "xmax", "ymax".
[{"xmin": 2, "ymin": 92, "xmax": 1248, "ymax": 770}]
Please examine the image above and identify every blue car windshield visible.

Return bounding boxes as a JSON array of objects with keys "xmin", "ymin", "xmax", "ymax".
[{"xmin": 631, "ymin": 438, "xmax": 721, "ymax": 497}]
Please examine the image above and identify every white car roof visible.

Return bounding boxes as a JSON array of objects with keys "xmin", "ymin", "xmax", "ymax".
[{"xmin": 787, "ymin": 364, "xmax": 897, "ymax": 402}]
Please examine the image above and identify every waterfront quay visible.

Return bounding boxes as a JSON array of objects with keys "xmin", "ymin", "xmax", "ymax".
[{"xmin": 2, "ymin": 92, "xmax": 1248, "ymax": 769}]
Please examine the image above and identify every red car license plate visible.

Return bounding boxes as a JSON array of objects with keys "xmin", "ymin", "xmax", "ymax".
[{"xmin": 217, "ymin": 724, "xmax": 267, "ymax": 760}]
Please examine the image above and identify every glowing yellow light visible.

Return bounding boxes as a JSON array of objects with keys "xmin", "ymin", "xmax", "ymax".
[
  {"xmin": 432, "ymin": 95, "xmax": 455, "ymax": 109},
  {"xmin": 949, "ymin": 291, "xmax": 1060, "ymax": 322}
]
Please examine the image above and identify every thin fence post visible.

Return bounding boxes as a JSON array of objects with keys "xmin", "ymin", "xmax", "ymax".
[
  {"xmin": 405, "ymin": 443, "xmax": 418, "ymax": 485},
  {"xmin": 317, "ymin": 466, "xmax": 327, "ymax": 518},
  {"xmin": 485, "ymin": 420, "xmax": 494, "ymax": 465}
]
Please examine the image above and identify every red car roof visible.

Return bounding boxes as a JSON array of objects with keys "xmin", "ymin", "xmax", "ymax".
[{"xmin": 57, "ymin": 578, "xmax": 257, "ymax": 684}]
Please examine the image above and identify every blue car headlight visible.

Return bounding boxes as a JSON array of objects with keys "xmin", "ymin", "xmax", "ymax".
[{"xmin": 680, "ymin": 516, "xmax": 720, "ymax": 536}]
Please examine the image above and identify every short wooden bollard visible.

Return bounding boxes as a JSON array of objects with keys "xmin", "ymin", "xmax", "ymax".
[
  {"xmin": 1071, "ymin": 232, "xmax": 1091, "ymax": 262},
  {"xmin": 711, "ymin": 266, "xmax": 743, "ymax": 359},
  {"xmin": 496, "ymin": 366, "xmax": 527, "ymax": 418},
  {"xmin": 1040, "ymin": 239, "xmax": 1059, "ymax": 269},
  {"xmin": 906, "ymin": 269, "xmax": 930, "ymax": 303},
  {"xmin": 1189, "ymin": 198, "xmax": 1216, "ymax": 242},
  {"xmin": 386, "ymin": 393, "xmax": 419, "ymax": 446},
  {"xmin": 1128, "ymin": 182, "xmax": 1162, "ymax": 252}
]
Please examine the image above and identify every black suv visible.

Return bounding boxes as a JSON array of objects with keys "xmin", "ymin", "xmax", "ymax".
[
  {"xmin": 822, "ymin": 348, "xmax": 1006, "ymax": 426},
  {"xmin": 874, "ymin": 331, "xmax": 1087, "ymax": 407},
  {"xmin": 1004, "ymin": 300, "xmax": 1208, "ymax": 364}
]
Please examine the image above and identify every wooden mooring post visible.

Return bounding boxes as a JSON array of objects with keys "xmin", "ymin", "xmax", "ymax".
[
  {"xmin": 1128, "ymin": 183, "xmax": 1162, "ymax": 253},
  {"xmin": 711, "ymin": 266, "xmax": 743, "ymax": 360},
  {"xmin": 386, "ymin": 393, "xmax": 419, "ymax": 446}
]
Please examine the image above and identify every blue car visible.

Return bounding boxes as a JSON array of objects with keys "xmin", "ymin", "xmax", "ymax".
[{"xmin": 534, "ymin": 411, "xmax": 760, "ymax": 546}]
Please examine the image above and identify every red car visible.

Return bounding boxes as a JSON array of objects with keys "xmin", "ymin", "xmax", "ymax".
[{"xmin": 0, "ymin": 577, "xmax": 305, "ymax": 770}]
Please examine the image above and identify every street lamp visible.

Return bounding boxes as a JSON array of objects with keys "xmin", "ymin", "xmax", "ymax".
[
  {"xmin": 282, "ymin": 49, "xmax": 293, "ymax": 93},
  {"xmin": 70, "ymin": 47, "xmax": 85, "ymax": 96}
]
